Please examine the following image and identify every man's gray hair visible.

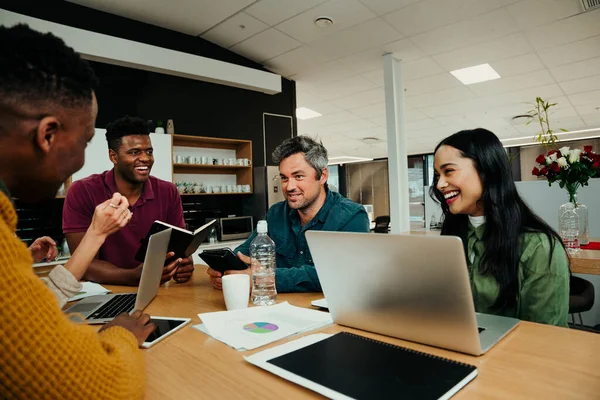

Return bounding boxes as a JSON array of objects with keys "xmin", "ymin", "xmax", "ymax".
[{"xmin": 272, "ymin": 135, "xmax": 328, "ymax": 179}]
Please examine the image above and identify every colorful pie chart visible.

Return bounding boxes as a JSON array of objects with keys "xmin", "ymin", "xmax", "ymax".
[{"xmin": 243, "ymin": 322, "xmax": 279, "ymax": 334}]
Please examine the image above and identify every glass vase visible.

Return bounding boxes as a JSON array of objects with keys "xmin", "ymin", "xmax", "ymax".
[{"xmin": 558, "ymin": 193, "xmax": 589, "ymax": 250}]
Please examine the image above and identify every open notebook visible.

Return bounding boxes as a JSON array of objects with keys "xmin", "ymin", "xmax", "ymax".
[{"xmin": 246, "ymin": 332, "xmax": 477, "ymax": 400}]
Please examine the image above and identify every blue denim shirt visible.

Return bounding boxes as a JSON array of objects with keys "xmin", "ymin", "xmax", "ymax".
[{"xmin": 235, "ymin": 190, "xmax": 369, "ymax": 293}]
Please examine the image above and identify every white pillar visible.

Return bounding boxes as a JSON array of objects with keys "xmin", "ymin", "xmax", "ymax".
[{"xmin": 383, "ymin": 53, "xmax": 410, "ymax": 234}]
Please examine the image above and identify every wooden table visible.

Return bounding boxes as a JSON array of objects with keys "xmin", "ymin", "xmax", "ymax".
[
  {"xmin": 571, "ymin": 238, "xmax": 600, "ymax": 275},
  {"xmin": 102, "ymin": 269, "xmax": 600, "ymax": 400}
]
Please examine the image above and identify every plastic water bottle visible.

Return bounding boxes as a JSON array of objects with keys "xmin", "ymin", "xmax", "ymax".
[
  {"xmin": 250, "ymin": 220, "xmax": 277, "ymax": 306},
  {"xmin": 209, "ymin": 226, "xmax": 217, "ymax": 244},
  {"xmin": 61, "ymin": 237, "xmax": 70, "ymax": 257},
  {"xmin": 560, "ymin": 209, "xmax": 580, "ymax": 255}
]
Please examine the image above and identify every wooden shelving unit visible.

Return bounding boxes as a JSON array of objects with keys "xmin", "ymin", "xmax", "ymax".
[{"xmin": 172, "ymin": 134, "xmax": 252, "ymax": 194}]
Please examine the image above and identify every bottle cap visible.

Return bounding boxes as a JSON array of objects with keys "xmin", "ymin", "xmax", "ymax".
[{"xmin": 257, "ymin": 220, "xmax": 268, "ymax": 234}]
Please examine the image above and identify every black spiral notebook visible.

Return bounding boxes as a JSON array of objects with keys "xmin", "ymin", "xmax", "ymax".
[{"xmin": 261, "ymin": 332, "xmax": 477, "ymax": 400}]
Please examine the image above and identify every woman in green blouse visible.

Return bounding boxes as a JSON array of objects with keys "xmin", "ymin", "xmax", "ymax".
[{"xmin": 430, "ymin": 128, "xmax": 570, "ymax": 327}]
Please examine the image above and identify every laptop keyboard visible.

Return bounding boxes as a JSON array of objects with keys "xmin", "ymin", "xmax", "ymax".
[{"xmin": 87, "ymin": 293, "xmax": 137, "ymax": 320}]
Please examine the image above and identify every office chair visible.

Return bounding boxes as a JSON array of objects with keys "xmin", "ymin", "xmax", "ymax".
[
  {"xmin": 569, "ymin": 276, "xmax": 595, "ymax": 328},
  {"xmin": 372, "ymin": 216, "xmax": 390, "ymax": 234}
]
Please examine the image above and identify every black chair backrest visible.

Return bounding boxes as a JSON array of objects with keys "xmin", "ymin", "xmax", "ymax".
[{"xmin": 374, "ymin": 216, "xmax": 390, "ymax": 233}]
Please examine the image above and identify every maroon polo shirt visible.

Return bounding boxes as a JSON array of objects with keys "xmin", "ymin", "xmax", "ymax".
[{"xmin": 62, "ymin": 169, "xmax": 185, "ymax": 269}]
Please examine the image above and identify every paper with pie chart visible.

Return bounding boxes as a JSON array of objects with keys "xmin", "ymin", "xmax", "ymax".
[{"xmin": 197, "ymin": 302, "xmax": 333, "ymax": 350}]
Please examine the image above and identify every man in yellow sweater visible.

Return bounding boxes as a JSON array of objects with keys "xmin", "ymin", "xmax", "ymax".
[{"xmin": 0, "ymin": 24, "xmax": 152, "ymax": 398}]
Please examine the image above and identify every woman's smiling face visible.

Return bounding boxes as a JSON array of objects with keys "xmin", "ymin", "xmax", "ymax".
[{"xmin": 434, "ymin": 145, "xmax": 484, "ymax": 216}]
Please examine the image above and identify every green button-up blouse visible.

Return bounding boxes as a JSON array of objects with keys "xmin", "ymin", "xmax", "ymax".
[{"xmin": 467, "ymin": 223, "xmax": 570, "ymax": 327}]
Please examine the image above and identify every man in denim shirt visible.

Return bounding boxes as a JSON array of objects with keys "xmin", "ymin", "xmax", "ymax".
[{"xmin": 207, "ymin": 136, "xmax": 369, "ymax": 292}]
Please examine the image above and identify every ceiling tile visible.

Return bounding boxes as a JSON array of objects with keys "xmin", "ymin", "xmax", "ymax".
[
  {"xmin": 330, "ymin": 88, "xmax": 385, "ymax": 109},
  {"xmin": 338, "ymin": 49, "xmax": 387, "ymax": 75},
  {"xmin": 68, "ymin": 0, "xmax": 257, "ymax": 35},
  {"xmin": 324, "ymin": 119, "xmax": 379, "ymax": 134},
  {"xmin": 407, "ymin": 86, "xmax": 476, "ymax": 108},
  {"xmin": 305, "ymin": 18, "xmax": 403, "ymax": 59},
  {"xmin": 296, "ymin": 89, "xmax": 325, "ymax": 105},
  {"xmin": 404, "ymin": 73, "xmax": 461, "ymax": 96},
  {"xmin": 245, "ymin": 0, "xmax": 327, "ymax": 25},
  {"xmin": 574, "ymin": 104, "xmax": 600, "ymax": 115},
  {"xmin": 230, "ymin": 28, "xmax": 301, "ymax": 62},
  {"xmin": 537, "ymin": 35, "xmax": 600, "ymax": 68},
  {"xmin": 382, "ymin": 38, "xmax": 428, "ymax": 62},
  {"xmin": 581, "ymin": 113, "xmax": 600, "ymax": 126},
  {"xmin": 467, "ymin": 69, "xmax": 556, "ymax": 97},
  {"xmin": 303, "ymin": 101, "xmax": 344, "ymax": 115},
  {"xmin": 201, "ymin": 12, "xmax": 269, "ymax": 48},
  {"xmin": 568, "ymin": 90, "xmax": 600, "ymax": 106},
  {"xmin": 549, "ymin": 57, "xmax": 600, "ymax": 82},
  {"xmin": 350, "ymin": 102, "xmax": 386, "ymax": 118},
  {"xmin": 493, "ymin": 83, "xmax": 565, "ymax": 107},
  {"xmin": 507, "ymin": 0, "xmax": 580, "ymax": 29},
  {"xmin": 406, "ymin": 108, "xmax": 431, "ymax": 122},
  {"xmin": 384, "ymin": 0, "xmax": 504, "ymax": 37},
  {"xmin": 559, "ymin": 74, "xmax": 600, "ymax": 95},
  {"xmin": 361, "ymin": 69, "xmax": 384, "ymax": 86},
  {"xmin": 275, "ymin": 0, "xmax": 376, "ymax": 43},
  {"xmin": 343, "ymin": 128, "xmax": 386, "ymax": 139},
  {"xmin": 552, "ymin": 115, "xmax": 586, "ymax": 130},
  {"xmin": 291, "ymin": 60, "xmax": 360, "ymax": 86},
  {"xmin": 310, "ymin": 76, "xmax": 378, "ymax": 101},
  {"xmin": 411, "ymin": 8, "xmax": 520, "ymax": 55},
  {"xmin": 406, "ymin": 118, "xmax": 443, "ymax": 131},
  {"xmin": 337, "ymin": 39, "xmax": 426, "ymax": 76},
  {"xmin": 432, "ymin": 33, "xmax": 533, "ymax": 72},
  {"xmin": 358, "ymin": 0, "xmax": 421, "ymax": 15},
  {"xmin": 403, "ymin": 57, "xmax": 445, "ymax": 80},
  {"xmin": 302, "ymin": 111, "xmax": 364, "ymax": 128},
  {"xmin": 263, "ymin": 46, "xmax": 333, "ymax": 76},
  {"xmin": 525, "ymin": 8, "xmax": 600, "ymax": 50},
  {"xmin": 490, "ymin": 53, "xmax": 546, "ymax": 77},
  {"xmin": 367, "ymin": 114, "xmax": 387, "ymax": 126}
]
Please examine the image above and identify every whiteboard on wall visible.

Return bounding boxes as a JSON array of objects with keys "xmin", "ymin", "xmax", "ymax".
[{"xmin": 72, "ymin": 129, "xmax": 173, "ymax": 183}]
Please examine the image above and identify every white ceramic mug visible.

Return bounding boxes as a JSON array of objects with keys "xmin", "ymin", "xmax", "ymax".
[{"xmin": 222, "ymin": 274, "xmax": 250, "ymax": 311}]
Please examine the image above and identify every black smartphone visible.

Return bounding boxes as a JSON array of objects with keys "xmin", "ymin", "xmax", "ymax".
[{"xmin": 199, "ymin": 248, "xmax": 249, "ymax": 274}]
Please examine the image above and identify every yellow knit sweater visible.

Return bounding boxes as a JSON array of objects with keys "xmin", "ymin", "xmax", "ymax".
[{"xmin": 0, "ymin": 192, "xmax": 145, "ymax": 399}]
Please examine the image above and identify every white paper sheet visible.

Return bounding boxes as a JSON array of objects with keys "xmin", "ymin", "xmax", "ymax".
[
  {"xmin": 197, "ymin": 302, "xmax": 333, "ymax": 351},
  {"xmin": 310, "ymin": 298, "xmax": 328, "ymax": 309},
  {"xmin": 244, "ymin": 334, "xmax": 354, "ymax": 400},
  {"xmin": 68, "ymin": 282, "xmax": 110, "ymax": 302}
]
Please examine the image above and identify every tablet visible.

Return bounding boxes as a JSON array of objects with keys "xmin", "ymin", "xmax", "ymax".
[{"xmin": 142, "ymin": 316, "xmax": 191, "ymax": 348}]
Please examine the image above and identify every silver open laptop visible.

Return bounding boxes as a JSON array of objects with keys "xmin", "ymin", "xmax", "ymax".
[
  {"xmin": 65, "ymin": 228, "xmax": 172, "ymax": 324},
  {"xmin": 306, "ymin": 231, "xmax": 519, "ymax": 356}
]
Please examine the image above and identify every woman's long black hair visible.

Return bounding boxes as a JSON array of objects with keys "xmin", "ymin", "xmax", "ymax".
[{"xmin": 430, "ymin": 128, "xmax": 568, "ymax": 310}]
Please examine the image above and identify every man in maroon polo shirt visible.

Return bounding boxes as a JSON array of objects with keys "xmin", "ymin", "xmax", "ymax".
[{"xmin": 63, "ymin": 116, "xmax": 194, "ymax": 285}]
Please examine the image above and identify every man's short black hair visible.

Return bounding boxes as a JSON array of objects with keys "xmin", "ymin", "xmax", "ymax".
[
  {"xmin": 0, "ymin": 24, "xmax": 98, "ymax": 118},
  {"xmin": 105, "ymin": 116, "xmax": 149, "ymax": 151}
]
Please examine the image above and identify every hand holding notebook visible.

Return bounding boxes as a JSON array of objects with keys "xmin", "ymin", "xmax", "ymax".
[{"xmin": 134, "ymin": 219, "xmax": 217, "ymax": 263}]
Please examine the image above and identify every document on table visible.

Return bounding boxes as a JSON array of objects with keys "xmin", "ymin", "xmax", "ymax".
[
  {"xmin": 68, "ymin": 282, "xmax": 110, "ymax": 302},
  {"xmin": 194, "ymin": 302, "xmax": 333, "ymax": 351}
]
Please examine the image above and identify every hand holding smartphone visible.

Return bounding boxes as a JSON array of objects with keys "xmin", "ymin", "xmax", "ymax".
[{"xmin": 199, "ymin": 248, "xmax": 249, "ymax": 274}]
